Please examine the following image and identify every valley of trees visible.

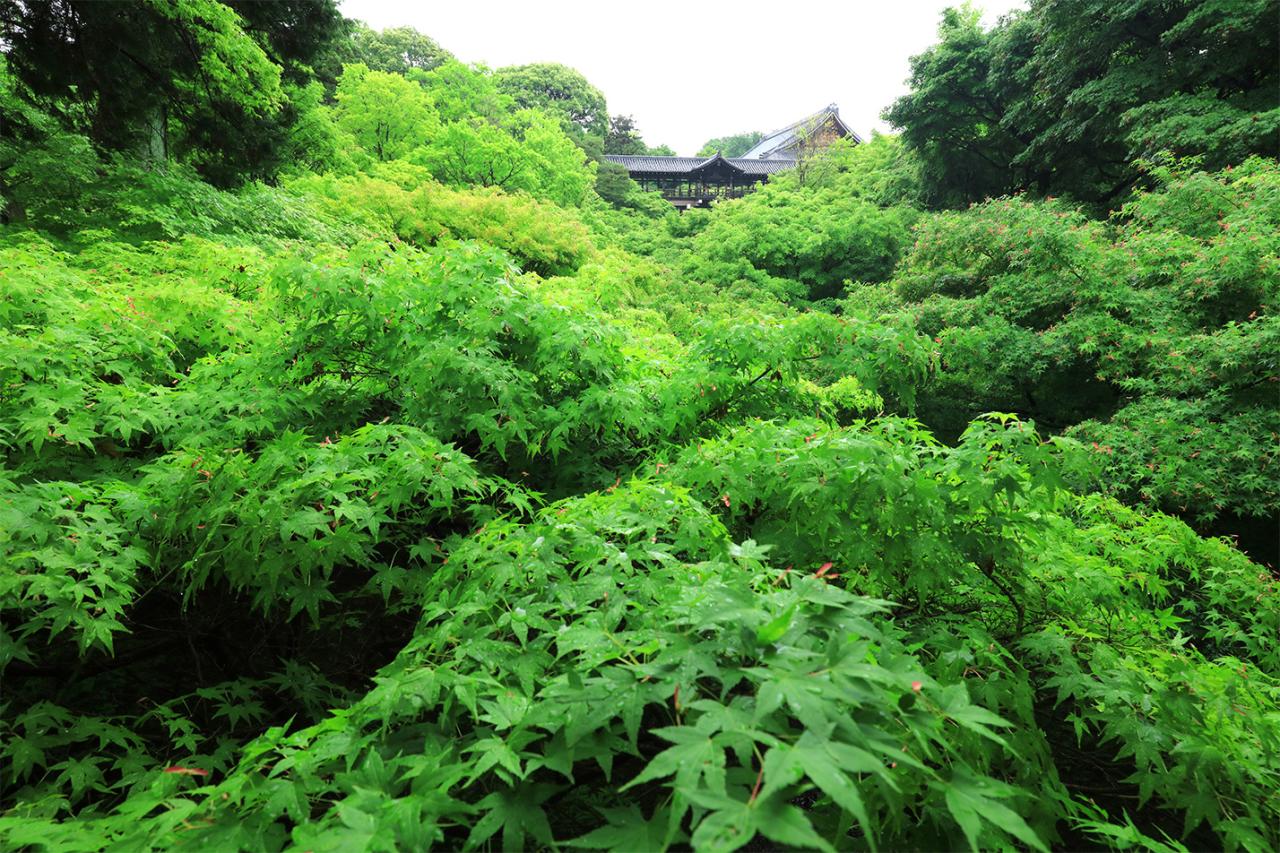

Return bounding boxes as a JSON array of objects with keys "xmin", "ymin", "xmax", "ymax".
[{"xmin": 0, "ymin": 0, "xmax": 1276, "ymax": 850}]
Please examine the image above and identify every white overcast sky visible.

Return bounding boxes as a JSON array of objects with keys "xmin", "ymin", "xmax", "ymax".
[{"xmin": 339, "ymin": 1, "xmax": 1026, "ymax": 156}]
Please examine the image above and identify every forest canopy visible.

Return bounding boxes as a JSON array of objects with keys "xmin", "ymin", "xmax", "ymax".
[
  {"xmin": 0, "ymin": 1, "xmax": 1277, "ymax": 851},
  {"xmin": 885, "ymin": 0, "xmax": 1279, "ymax": 208}
]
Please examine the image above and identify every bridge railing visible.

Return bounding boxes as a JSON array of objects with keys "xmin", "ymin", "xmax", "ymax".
[{"xmin": 657, "ymin": 185, "xmax": 754, "ymax": 202}]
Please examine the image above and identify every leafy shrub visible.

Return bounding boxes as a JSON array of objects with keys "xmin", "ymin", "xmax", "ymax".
[
  {"xmin": 3, "ymin": 9, "xmax": 1278, "ymax": 850},
  {"xmin": 0, "ymin": 479, "xmax": 1058, "ymax": 851},
  {"xmin": 332, "ymin": 63, "xmax": 440, "ymax": 163},
  {"xmin": 882, "ymin": 158, "xmax": 1279, "ymax": 528},
  {"xmin": 668, "ymin": 415, "xmax": 1280, "ymax": 849},
  {"xmin": 3, "ymin": 150, "xmax": 367, "ymax": 246},
  {"xmin": 769, "ymin": 135, "xmax": 924, "ymax": 208},
  {"xmin": 687, "ymin": 181, "xmax": 917, "ymax": 303},
  {"xmin": 287, "ymin": 167, "xmax": 596, "ymax": 275},
  {"xmin": 0, "ymin": 236, "xmax": 264, "ymax": 473},
  {"xmin": 411, "ymin": 109, "xmax": 597, "ymax": 207}
]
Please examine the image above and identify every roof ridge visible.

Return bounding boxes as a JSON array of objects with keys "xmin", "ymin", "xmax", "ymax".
[
  {"xmin": 761, "ymin": 104, "xmax": 837, "ymax": 140},
  {"xmin": 739, "ymin": 105, "xmax": 846, "ymax": 159}
]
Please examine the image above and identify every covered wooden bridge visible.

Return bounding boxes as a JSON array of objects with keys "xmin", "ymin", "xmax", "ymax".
[
  {"xmin": 603, "ymin": 104, "xmax": 861, "ymax": 209},
  {"xmin": 600, "ymin": 152, "xmax": 795, "ymax": 209}
]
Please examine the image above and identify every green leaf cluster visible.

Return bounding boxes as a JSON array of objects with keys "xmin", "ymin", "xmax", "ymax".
[
  {"xmin": 1, "ymin": 4, "xmax": 1277, "ymax": 851},
  {"xmin": 866, "ymin": 157, "xmax": 1278, "ymax": 527}
]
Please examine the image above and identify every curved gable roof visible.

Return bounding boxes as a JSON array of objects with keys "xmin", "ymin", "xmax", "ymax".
[
  {"xmin": 739, "ymin": 104, "xmax": 861, "ymax": 159},
  {"xmin": 689, "ymin": 152, "xmax": 742, "ymax": 175}
]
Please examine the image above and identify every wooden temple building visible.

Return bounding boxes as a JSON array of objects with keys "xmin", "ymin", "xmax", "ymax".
[{"xmin": 603, "ymin": 105, "xmax": 860, "ymax": 209}]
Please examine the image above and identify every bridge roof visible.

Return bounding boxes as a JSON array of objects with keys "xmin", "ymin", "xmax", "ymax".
[{"xmin": 603, "ymin": 154, "xmax": 796, "ymax": 176}]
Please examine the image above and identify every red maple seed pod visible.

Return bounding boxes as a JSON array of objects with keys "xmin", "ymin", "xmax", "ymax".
[{"xmin": 163, "ymin": 766, "xmax": 209, "ymax": 777}]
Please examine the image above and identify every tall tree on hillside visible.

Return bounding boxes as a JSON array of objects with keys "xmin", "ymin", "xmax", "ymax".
[
  {"xmin": 697, "ymin": 131, "xmax": 764, "ymax": 158},
  {"xmin": 333, "ymin": 63, "xmax": 438, "ymax": 162},
  {"xmin": 883, "ymin": 6, "xmax": 1037, "ymax": 207},
  {"xmin": 494, "ymin": 63, "xmax": 608, "ymax": 140},
  {"xmin": 413, "ymin": 110, "xmax": 595, "ymax": 206},
  {"xmin": 0, "ymin": 0, "xmax": 344, "ymax": 184},
  {"xmin": 886, "ymin": 0, "xmax": 1280, "ymax": 208},
  {"xmin": 603, "ymin": 114, "xmax": 647, "ymax": 155},
  {"xmin": 412, "ymin": 61, "xmax": 513, "ymax": 124},
  {"xmin": 347, "ymin": 24, "xmax": 452, "ymax": 76},
  {"xmin": 1024, "ymin": 0, "xmax": 1278, "ymax": 191},
  {"xmin": 232, "ymin": 0, "xmax": 349, "ymax": 78}
]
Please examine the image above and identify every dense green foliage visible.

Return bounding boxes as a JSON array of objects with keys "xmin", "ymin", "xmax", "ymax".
[
  {"xmin": 873, "ymin": 157, "xmax": 1280, "ymax": 526},
  {"xmin": 345, "ymin": 23, "xmax": 453, "ymax": 76},
  {"xmin": 603, "ymin": 115, "xmax": 673, "ymax": 158},
  {"xmin": 678, "ymin": 138, "xmax": 923, "ymax": 304},
  {"xmin": 886, "ymin": 0, "xmax": 1279, "ymax": 208},
  {"xmin": 697, "ymin": 132, "xmax": 765, "ymax": 158},
  {"xmin": 493, "ymin": 63, "xmax": 609, "ymax": 140},
  {"xmin": 0, "ymin": 0, "xmax": 344, "ymax": 184},
  {"xmin": 1, "ymin": 2, "xmax": 1276, "ymax": 851}
]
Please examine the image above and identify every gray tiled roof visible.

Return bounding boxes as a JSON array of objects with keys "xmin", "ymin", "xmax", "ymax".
[
  {"xmin": 739, "ymin": 104, "xmax": 862, "ymax": 160},
  {"xmin": 603, "ymin": 155, "xmax": 705, "ymax": 171},
  {"xmin": 603, "ymin": 154, "xmax": 797, "ymax": 176},
  {"xmin": 731, "ymin": 158, "xmax": 798, "ymax": 175}
]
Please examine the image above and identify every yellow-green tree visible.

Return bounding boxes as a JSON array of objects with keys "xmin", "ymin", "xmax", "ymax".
[{"xmin": 332, "ymin": 63, "xmax": 439, "ymax": 162}]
